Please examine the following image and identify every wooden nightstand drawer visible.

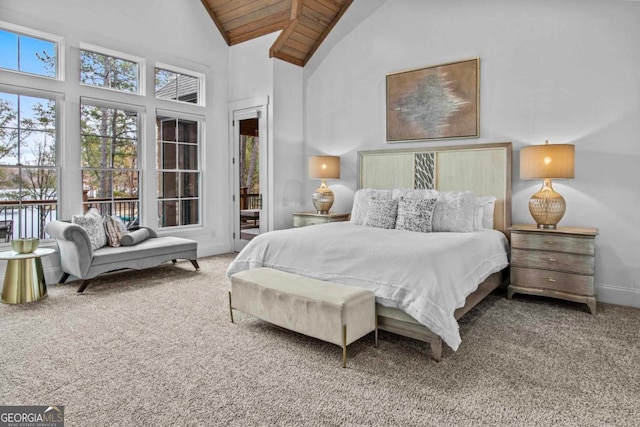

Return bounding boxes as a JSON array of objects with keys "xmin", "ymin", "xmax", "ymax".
[
  {"xmin": 511, "ymin": 267, "xmax": 595, "ymax": 296},
  {"xmin": 511, "ymin": 232, "xmax": 594, "ymax": 255},
  {"xmin": 293, "ymin": 212, "xmax": 350, "ymax": 227},
  {"xmin": 294, "ymin": 216, "xmax": 326, "ymax": 227},
  {"xmin": 511, "ymin": 249, "xmax": 594, "ymax": 275}
]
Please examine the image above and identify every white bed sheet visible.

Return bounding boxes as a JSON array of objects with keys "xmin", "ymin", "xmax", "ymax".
[{"xmin": 227, "ymin": 222, "xmax": 509, "ymax": 351}]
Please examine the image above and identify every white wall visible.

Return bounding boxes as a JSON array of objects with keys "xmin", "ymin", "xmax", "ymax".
[
  {"xmin": 302, "ymin": 0, "xmax": 640, "ymax": 307},
  {"xmin": 229, "ymin": 33, "xmax": 304, "ymax": 231},
  {"xmin": 0, "ymin": 0, "xmax": 230, "ymax": 282},
  {"xmin": 272, "ymin": 60, "xmax": 304, "ymax": 229}
]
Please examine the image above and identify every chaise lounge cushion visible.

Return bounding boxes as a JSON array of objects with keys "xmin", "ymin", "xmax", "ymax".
[{"xmin": 91, "ymin": 236, "xmax": 197, "ymax": 267}]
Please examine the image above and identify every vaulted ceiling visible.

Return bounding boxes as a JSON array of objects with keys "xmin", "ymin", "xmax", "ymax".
[{"xmin": 201, "ymin": 0, "xmax": 353, "ymax": 67}]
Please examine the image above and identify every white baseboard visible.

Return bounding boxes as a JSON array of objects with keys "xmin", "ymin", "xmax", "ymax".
[{"xmin": 596, "ymin": 284, "xmax": 640, "ymax": 309}]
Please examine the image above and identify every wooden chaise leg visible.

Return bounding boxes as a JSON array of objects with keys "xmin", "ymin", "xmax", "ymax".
[
  {"xmin": 77, "ymin": 280, "xmax": 90, "ymax": 293},
  {"xmin": 59, "ymin": 272, "xmax": 70, "ymax": 284},
  {"xmin": 190, "ymin": 259, "xmax": 200, "ymax": 271}
]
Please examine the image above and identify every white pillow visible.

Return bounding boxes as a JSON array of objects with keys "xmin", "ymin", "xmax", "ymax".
[
  {"xmin": 472, "ymin": 200, "xmax": 484, "ymax": 231},
  {"xmin": 350, "ymin": 189, "xmax": 392, "ymax": 225},
  {"xmin": 392, "ymin": 188, "xmax": 439, "ymax": 200},
  {"xmin": 72, "ymin": 208, "xmax": 107, "ymax": 250},
  {"xmin": 476, "ymin": 196, "xmax": 497, "ymax": 229},
  {"xmin": 431, "ymin": 191, "xmax": 476, "ymax": 232},
  {"xmin": 363, "ymin": 198, "xmax": 398, "ymax": 229}
]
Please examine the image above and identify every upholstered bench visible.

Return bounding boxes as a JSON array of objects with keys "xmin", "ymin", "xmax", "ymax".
[{"xmin": 229, "ymin": 267, "xmax": 376, "ymax": 368}]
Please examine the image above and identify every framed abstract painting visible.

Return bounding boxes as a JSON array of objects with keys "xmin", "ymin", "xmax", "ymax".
[{"xmin": 386, "ymin": 58, "xmax": 479, "ymax": 142}]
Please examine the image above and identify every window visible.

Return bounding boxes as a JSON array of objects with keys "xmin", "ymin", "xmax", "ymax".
[
  {"xmin": 156, "ymin": 113, "xmax": 201, "ymax": 228},
  {"xmin": 0, "ymin": 90, "xmax": 58, "ymax": 240},
  {"xmin": 80, "ymin": 44, "xmax": 144, "ymax": 95},
  {"xmin": 155, "ymin": 64, "xmax": 204, "ymax": 105},
  {"xmin": 0, "ymin": 22, "xmax": 62, "ymax": 79},
  {"xmin": 81, "ymin": 100, "xmax": 140, "ymax": 227}
]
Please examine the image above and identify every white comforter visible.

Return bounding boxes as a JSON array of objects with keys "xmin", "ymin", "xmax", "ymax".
[{"xmin": 227, "ymin": 222, "xmax": 509, "ymax": 351}]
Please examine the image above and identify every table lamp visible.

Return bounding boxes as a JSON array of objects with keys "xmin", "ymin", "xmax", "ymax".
[
  {"xmin": 520, "ymin": 140, "xmax": 575, "ymax": 229},
  {"xmin": 309, "ymin": 155, "xmax": 340, "ymax": 214}
]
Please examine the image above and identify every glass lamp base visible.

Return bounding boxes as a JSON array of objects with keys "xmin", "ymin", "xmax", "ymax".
[
  {"xmin": 312, "ymin": 180, "xmax": 334, "ymax": 214},
  {"xmin": 529, "ymin": 179, "xmax": 566, "ymax": 230}
]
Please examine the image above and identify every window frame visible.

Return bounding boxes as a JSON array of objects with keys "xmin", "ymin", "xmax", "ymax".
[
  {"xmin": 156, "ymin": 108, "xmax": 203, "ymax": 230},
  {"xmin": 0, "ymin": 20, "xmax": 65, "ymax": 81},
  {"xmin": 0, "ymin": 84, "xmax": 63, "ymax": 241},
  {"xmin": 79, "ymin": 42, "xmax": 146, "ymax": 96},
  {"xmin": 154, "ymin": 63, "xmax": 205, "ymax": 107},
  {"xmin": 80, "ymin": 97, "xmax": 144, "ymax": 226}
]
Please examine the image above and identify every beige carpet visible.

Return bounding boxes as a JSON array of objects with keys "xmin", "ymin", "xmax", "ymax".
[{"xmin": 1, "ymin": 254, "xmax": 639, "ymax": 426}]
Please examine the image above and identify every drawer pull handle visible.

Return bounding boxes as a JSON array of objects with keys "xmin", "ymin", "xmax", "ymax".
[
  {"xmin": 545, "ymin": 277, "xmax": 557, "ymax": 282},
  {"xmin": 545, "ymin": 241, "xmax": 555, "ymax": 244},
  {"xmin": 548, "ymin": 258, "xmax": 558, "ymax": 262}
]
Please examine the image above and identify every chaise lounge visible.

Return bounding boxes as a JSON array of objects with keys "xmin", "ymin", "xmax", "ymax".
[{"xmin": 44, "ymin": 220, "xmax": 199, "ymax": 293}]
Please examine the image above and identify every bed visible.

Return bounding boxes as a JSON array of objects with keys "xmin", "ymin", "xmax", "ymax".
[{"xmin": 228, "ymin": 142, "xmax": 512, "ymax": 360}]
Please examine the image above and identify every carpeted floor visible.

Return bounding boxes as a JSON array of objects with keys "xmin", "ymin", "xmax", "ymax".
[{"xmin": 1, "ymin": 254, "xmax": 639, "ymax": 426}]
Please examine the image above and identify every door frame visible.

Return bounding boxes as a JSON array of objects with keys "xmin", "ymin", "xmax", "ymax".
[{"xmin": 229, "ymin": 97, "xmax": 269, "ymax": 252}]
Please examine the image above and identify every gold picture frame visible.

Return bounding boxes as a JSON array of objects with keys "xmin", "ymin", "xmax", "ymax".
[{"xmin": 386, "ymin": 58, "xmax": 480, "ymax": 142}]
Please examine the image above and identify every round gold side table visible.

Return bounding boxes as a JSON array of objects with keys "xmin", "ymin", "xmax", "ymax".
[{"xmin": 0, "ymin": 248, "xmax": 56, "ymax": 304}]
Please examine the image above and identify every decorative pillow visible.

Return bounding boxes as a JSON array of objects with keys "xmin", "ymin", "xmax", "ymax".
[
  {"xmin": 72, "ymin": 208, "xmax": 107, "ymax": 250},
  {"xmin": 111, "ymin": 215, "xmax": 128, "ymax": 235},
  {"xmin": 120, "ymin": 228, "xmax": 150, "ymax": 246},
  {"xmin": 392, "ymin": 188, "xmax": 439, "ymax": 200},
  {"xmin": 103, "ymin": 215, "xmax": 126, "ymax": 248},
  {"xmin": 395, "ymin": 197, "xmax": 438, "ymax": 233},
  {"xmin": 350, "ymin": 189, "xmax": 392, "ymax": 225},
  {"xmin": 476, "ymin": 196, "xmax": 497, "ymax": 229},
  {"xmin": 431, "ymin": 191, "xmax": 476, "ymax": 232},
  {"xmin": 363, "ymin": 198, "xmax": 398, "ymax": 229}
]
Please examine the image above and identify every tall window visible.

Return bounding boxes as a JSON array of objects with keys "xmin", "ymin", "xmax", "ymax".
[
  {"xmin": 81, "ymin": 101, "xmax": 140, "ymax": 227},
  {"xmin": 80, "ymin": 44, "xmax": 143, "ymax": 94},
  {"xmin": 0, "ymin": 91, "xmax": 58, "ymax": 240},
  {"xmin": 155, "ymin": 65, "xmax": 204, "ymax": 105},
  {"xmin": 156, "ymin": 114, "xmax": 201, "ymax": 228},
  {"xmin": 0, "ymin": 22, "xmax": 62, "ymax": 79}
]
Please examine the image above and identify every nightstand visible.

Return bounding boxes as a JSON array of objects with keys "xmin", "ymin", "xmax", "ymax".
[
  {"xmin": 293, "ymin": 212, "xmax": 350, "ymax": 227},
  {"xmin": 507, "ymin": 224, "xmax": 599, "ymax": 314}
]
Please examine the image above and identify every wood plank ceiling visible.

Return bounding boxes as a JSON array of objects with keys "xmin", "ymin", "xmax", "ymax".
[{"xmin": 201, "ymin": 0, "xmax": 353, "ymax": 67}]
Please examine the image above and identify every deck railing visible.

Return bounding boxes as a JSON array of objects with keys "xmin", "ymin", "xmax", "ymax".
[{"xmin": 0, "ymin": 198, "xmax": 139, "ymax": 241}]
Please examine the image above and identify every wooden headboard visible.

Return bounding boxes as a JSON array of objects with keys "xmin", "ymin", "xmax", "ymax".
[{"xmin": 357, "ymin": 142, "xmax": 512, "ymax": 237}]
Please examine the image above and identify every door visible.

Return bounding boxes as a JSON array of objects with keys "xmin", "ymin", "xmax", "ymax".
[{"xmin": 231, "ymin": 103, "xmax": 268, "ymax": 252}]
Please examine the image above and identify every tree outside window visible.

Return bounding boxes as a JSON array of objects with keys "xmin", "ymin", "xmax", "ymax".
[
  {"xmin": 81, "ymin": 103, "xmax": 139, "ymax": 227},
  {"xmin": 0, "ymin": 91, "xmax": 57, "ymax": 240}
]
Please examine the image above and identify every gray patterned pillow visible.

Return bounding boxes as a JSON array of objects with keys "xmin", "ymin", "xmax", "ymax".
[
  {"xmin": 395, "ymin": 197, "xmax": 438, "ymax": 233},
  {"xmin": 72, "ymin": 208, "xmax": 107, "ymax": 250},
  {"xmin": 363, "ymin": 198, "xmax": 398, "ymax": 229}
]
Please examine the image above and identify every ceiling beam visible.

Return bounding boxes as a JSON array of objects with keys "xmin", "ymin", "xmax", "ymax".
[{"xmin": 290, "ymin": 0, "xmax": 303, "ymax": 20}]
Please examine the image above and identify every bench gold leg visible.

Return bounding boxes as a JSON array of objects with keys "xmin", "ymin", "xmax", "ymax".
[
  {"xmin": 342, "ymin": 324, "xmax": 347, "ymax": 368},
  {"xmin": 375, "ymin": 314, "xmax": 378, "ymax": 348},
  {"xmin": 228, "ymin": 291, "xmax": 234, "ymax": 323}
]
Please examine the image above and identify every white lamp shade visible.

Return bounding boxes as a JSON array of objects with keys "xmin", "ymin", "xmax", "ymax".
[
  {"xmin": 520, "ymin": 143, "xmax": 575, "ymax": 179},
  {"xmin": 308, "ymin": 156, "xmax": 340, "ymax": 180}
]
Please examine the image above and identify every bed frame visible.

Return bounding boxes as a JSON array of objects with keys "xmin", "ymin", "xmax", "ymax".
[{"xmin": 358, "ymin": 142, "xmax": 512, "ymax": 361}]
